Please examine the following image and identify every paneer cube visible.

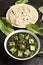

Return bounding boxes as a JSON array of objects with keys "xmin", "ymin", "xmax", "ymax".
[
  {"xmin": 14, "ymin": 36, "xmax": 18, "ymax": 40},
  {"xmin": 30, "ymin": 45, "xmax": 35, "ymax": 51},
  {"xmin": 9, "ymin": 42, "xmax": 15, "ymax": 46},
  {"xmin": 25, "ymin": 35, "xmax": 29, "ymax": 40},
  {"xmin": 24, "ymin": 49, "xmax": 30, "ymax": 56},
  {"xmin": 19, "ymin": 34, "xmax": 24, "ymax": 39},
  {"xmin": 18, "ymin": 51, "xmax": 23, "ymax": 57},
  {"xmin": 19, "ymin": 44, "xmax": 25, "ymax": 49},
  {"xmin": 10, "ymin": 47, "xmax": 17, "ymax": 54},
  {"xmin": 29, "ymin": 39, "xmax": 34, "ymax": 44}
]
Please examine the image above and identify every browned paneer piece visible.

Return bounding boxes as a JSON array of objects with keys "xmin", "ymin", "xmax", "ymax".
[
  {"xmin": 14, "ymin": 36, "xmax": 18, "ymax": 40},
  {"xmin": 9, "ymin": 42, "xmax": 15, "ymax": 46},
  {"xmin": 19, "ymin": 44, "xmax": 25, "ymax": 49}
]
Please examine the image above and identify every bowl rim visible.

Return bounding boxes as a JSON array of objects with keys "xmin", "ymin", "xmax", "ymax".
[
  {"xmin": 6, "ymin": 4, "xmax": 39, "ymax": 28},
  {"xmin": 4, "ymin": 30, "xmax": 40, "ymax": 60}
]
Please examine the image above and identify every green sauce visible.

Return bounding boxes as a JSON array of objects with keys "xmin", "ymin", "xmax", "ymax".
[{"xmin": 7, "ymin": 32, "xmax": 38, "ymax": 58}]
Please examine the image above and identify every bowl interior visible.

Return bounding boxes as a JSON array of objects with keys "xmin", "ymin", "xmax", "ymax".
[{"xmin": 4, "ymin": 30, "xmax": 40, "ymax": 60}]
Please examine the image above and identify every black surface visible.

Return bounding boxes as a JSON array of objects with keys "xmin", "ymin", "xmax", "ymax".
[{"xmin": 0, "ymin": 0, "xmax": 43, "ymax": 65}]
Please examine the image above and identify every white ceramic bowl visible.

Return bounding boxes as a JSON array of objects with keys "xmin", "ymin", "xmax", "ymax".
[
  {"xmin": 6, "ymin": 4, "xmax": 39, "ymax": 28},
  {"xmin": 4, "ymin": 30, "xmax": 40, "ymax": 60}
]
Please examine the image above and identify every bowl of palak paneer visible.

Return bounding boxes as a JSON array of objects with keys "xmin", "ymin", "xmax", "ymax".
[{"xmin": 4, "ymin": 30, "xmax": 40, "ymax": 60}]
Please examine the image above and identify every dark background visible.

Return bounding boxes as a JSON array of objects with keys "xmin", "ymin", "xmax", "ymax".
[{"xmin": 0, "ymin": 0, "xmax": 43, "ymax": 65}]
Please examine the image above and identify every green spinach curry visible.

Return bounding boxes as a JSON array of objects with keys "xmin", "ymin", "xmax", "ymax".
[{"xmin": 7, "ymin": 32, "xmax": 38, "ymax": 58}]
